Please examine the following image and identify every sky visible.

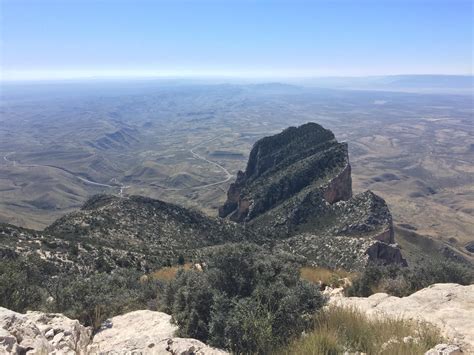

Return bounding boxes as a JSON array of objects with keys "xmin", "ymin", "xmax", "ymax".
[{"xmin": 0, "ymin": 0, "xmax": 472, "ymax": 80}]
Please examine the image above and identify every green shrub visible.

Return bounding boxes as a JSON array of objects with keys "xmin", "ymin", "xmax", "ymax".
[
  {"xmin": 347, "ymin": 259, "xmax": 474, "ymax": 297},
  {"xmin": 47, "ymin": 269, "xmax": 162, "ymax": 331},
  {"xmin": 0, "ymin": 257, "xmax": 46, "ymax": 312},
  {"xmin": 0, "ymin": 256, "xmax": 162, "ymax": 332},
  {"xmin": 161, "ymin": 243, "xmax": 325, "ymax": 354}
]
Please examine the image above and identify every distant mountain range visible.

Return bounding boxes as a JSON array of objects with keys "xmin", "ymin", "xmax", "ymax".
[{"xmin": 297, "ymin": 75, "xmax": 473, "ymax": 93}]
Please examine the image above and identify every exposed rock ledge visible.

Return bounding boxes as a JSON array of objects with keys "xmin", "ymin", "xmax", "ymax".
[
  {"xmin": 89, "ymin": 310, "xmax": 227, "ymax": 354},
  {"xmin": 0, "ymin": 308, "xmax": 227, "ymax": 354},
  {"xmin": 328, "ymin": 283, "xmax": 474, "ymax": 353}
]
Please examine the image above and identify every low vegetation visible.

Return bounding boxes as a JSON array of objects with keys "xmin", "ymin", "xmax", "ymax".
[
  {"xmin": 347, "ymin": 259, "xmax": 474, "ymax": 297},
  {"xmin": 161, "ymin": 243, "xmax": 325, "ymax": 354},
  {"xmin": 300, "ymin": 266, "xmax": 356, "ymax": 288},
  {"xmin": 0, "ymin": 248, "xmax": 471, "ymax": 352},
  {"xmin": 281, "ymin": 306, "xmax": 444, "ymax": 355},
  {"xmin": 0, "ymin": 256, "xmax": 162, "ymax": 332},
  {"xmin": 150, "ymin": 262, "xmax": 192, "ymax": 281}
]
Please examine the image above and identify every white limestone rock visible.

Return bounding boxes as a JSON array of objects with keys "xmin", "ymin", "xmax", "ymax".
[{"xmin": 425, "ymin": 343, "xmax": 462, "ymax": 355}]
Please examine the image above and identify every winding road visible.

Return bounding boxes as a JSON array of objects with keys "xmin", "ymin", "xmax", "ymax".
[
  {"xmin": 2, "ymin": 151, "xmax": 126, "ymax": 193},
  {"xmin": 187, "ymin": 138, "xmax": 234, "ymax": 189},
  {"xmin": 2, "ymin": 138, "xmax": 233, "ymax": 197}
]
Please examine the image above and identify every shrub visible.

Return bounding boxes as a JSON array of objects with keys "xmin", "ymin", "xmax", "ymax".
[
  {"xmin": 47, "ymin": 269, "xmax": 162, "ymax": 331},
  {"xmin": 347, "ymin": 259, "xmax": 474, "ymax": 297},
  {"xmin": 0, "ymin": 257, "xmax": 46, "ymax": 312},
  {"xmin": 161, "ymin": 243, "xmax": 325, "ymax": 354},
  {"xmin": 0, "ymin": 257, "xmax": 162, "ymax": 332}
]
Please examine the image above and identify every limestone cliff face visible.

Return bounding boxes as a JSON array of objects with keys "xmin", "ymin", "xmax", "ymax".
[{"xmin": 220, "ymin": 122, "xmax": 406, "ymax": 268}]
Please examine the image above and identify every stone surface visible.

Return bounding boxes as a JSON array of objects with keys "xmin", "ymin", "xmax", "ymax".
[
  {"xmin": 89, "ymin": 310, "xmax": 228, "ymax": 354},
  {"xmin": 329, "ymin": 283, "xmax": 474, "ymax": 352},
  {"xmin": 425, "ymin": 344, "xmax": 462, "ymax": 355},
  {"xmin": 89, "ymin": 310, "xmax": 177, "ymax": 353},
  {"xmin": 0, "ymin": 307, "xmax": 91, "ymax": 354},
  {"xmin": 165, "ymin": 338, "xmax": 228, "ymax": 355},
  {"xmin": 0, "ymin": 308, "xmax": 227, "ymax": 354}
]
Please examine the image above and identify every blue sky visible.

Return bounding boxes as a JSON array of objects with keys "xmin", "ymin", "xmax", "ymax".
[{"xmin": 1, "ymin": 0, "xmax": 472, "ymax": 80}]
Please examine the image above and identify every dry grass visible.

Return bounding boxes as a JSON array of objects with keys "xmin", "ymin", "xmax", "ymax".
[
  {"xmin": 150, "ymin": 263, "xmax": 192, "ymax": 281},
  {"xmin": 300, "ymin": 266, "xmax": 357, "ymax": 288},
  {"xmin": 280, "ymin": 306, "xmax": 443, "ymax": 355}
]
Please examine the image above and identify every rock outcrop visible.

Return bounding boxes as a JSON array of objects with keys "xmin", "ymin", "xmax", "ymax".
[
  {"xmin": 0, "ymin": 308, "xmax": 227, "ymax": 354},
  {"xmin": 219, "ymin": 123, "xmax": 352, "ymax": 222},
  {"xmin": 0, "ymin": 307, "xmax": 92, "ymax": 354},
  {"xmin": 220, "ymin": 123, "xmax": 405, "ymax": 269},
  {"xmin": 90, "ymin": 310, "xmax": 227, "ymax": 354},
  {"xmin": 89, "ymin": 310, "xmax": 177, "ymax": 353},
  {"xmin": 329, "ymin": 283, "xmax": 474, "ymax": 353}
]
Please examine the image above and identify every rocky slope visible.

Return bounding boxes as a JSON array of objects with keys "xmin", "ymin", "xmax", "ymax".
[{"xmin": 329, "ymin": 283, "xmax": 474, "ymax": 353}]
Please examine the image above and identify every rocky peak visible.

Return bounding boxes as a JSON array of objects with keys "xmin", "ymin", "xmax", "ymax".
[
  {"xmin": 219, "ymin": 122, "xmax": 351, "ymax": 222},
  {"xmin": 220, "ymin": 122, "xmax": 405, "ymax": 269}
]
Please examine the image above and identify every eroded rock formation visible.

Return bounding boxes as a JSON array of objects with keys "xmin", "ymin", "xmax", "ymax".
[{"xmin": 220, "ymin": 123, "xmax": 405, "ymax": 269}]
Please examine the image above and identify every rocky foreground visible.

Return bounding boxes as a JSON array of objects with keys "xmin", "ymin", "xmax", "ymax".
[
  {"xmin": 1, "ymin": 283, "xmax": 472, "ymax": 354},
  {"xmin": 0, "ymin": 308, "xmax": 227, "ymax": 354},
  {"xmin": 329, "ymin": 283, "xmax": 474, "ymax": 354}
]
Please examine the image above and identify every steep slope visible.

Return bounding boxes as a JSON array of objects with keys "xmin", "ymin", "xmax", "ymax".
[
  {"xmin": 220, "ymin": 123, "xmax": 405, "ymax": 269},
  {"xmin": 45, "ymin": 194, "xmax": 253, "ymax": 268},
  {"xmin": 219, "ymin": 122, "xmax": 352, "ymax": 222}
]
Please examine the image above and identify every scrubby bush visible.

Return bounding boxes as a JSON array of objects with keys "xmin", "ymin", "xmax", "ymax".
[
  {"xmin": 46, "ymin": 269, "xmax": 162, "ymax": 331},
  {"xmin": 0, "ymin": 257, "xmax": 46, "ymax": 312},
  {"xmin": 0, "ymin": 256, "xmax": 162, "ymax": 332},
  {"xmin": 347, "ymin": 259, "xmax": 474, "ymax": 297},
  {"xmin": 161, "ymin": 243, "xmax": 325, "ymax": 354}
]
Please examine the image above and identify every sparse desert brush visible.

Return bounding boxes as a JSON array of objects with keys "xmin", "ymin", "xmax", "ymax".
[
  {"xmin": 300, "ymin": 266, "xmax": 357, "ymax": 288},
  {"xmin": 280, "ymin": 306, "xmax": 443, "ymax": 355},
  {"xmin": 150, "ymin": 263, "xmax": 192, "ymax": 281}
]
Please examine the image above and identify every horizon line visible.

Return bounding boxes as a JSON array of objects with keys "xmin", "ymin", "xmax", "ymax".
[{"xmin": 1, "ymin": 72, "xmax": 473, "ymax": 83}]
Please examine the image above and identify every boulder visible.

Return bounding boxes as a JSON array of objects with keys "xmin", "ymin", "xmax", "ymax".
[{"xmin": 329, "ymin": 283, "xmax": 474, "ymax": 352}]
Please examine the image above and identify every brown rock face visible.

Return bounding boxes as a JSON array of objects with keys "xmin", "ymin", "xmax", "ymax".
[{"xmin": 322, "ymin": 163, "xmax": 352, "ymax": 204}]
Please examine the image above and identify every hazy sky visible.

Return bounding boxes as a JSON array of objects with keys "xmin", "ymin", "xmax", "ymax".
[{"xmin": 1, "ymin": 0, "xmax": 472, "ymax": 80}]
